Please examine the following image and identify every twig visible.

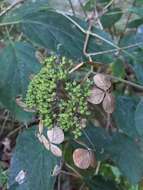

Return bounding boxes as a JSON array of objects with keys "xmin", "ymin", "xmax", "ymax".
[
  {"xmin": 83, "ymin": 11, "xmax": 95, "ymax": 60},
  {"xmin": 93, "ymin": 71, "xmax": 143, "ymax": 90},
  {"xmin": 106, "ymin": 113, "xmax": 111, "ymax": 131},
  {"xmin": 0, "ymin": 0, "xmax": 24, "ymax": 17},
  {"xmin": 109, "ymin": 75, "xmax": 143, "ymax": 90},
  {"xmin": 86, "ymin": 42, "xmax": 143, "ymax": 56},
  {"xmin": 79, "ymin": 183, "xmax": 86, "ymax": 190},
  {"xmin": 60, "ymin": 13, "xmax": 137, "ymax": 61},
  {"xmin": 74, "ymin": 139, "xmax": 90, "ymax": 150},
  {"xmin": 118, "ymin": 0, "xmax": 136, "ymax": 43},
  {"xmin": 65, "ymin": 163, "xmax": 83, "ymax": 179},
  {"xmin": 68, "ymin": 0, "xmax": 76, "ymax": 16},
  {"xmin": 6, "ymin": 126, "xmax": 22, "ymax": 138},
  {"xmin": 78, "ymin": 0, "xmax": 87, "ymax": 18},
  {"xmin": 95, "ymin": 161, "xmax": 101, "ymax": 175},
  {"xmin": 60, "ymin": 170, "xmax": 79, "ymax": 178},
  {"xmin": 57, "ymin": 174, "xmax": 61, "ymax": 190},
  {"xmin": 0, "ymin": 111, "xmax": 9, "ymax": 137},
  {"xmin": 103, "ymin": 0, "xmax": 114, "ymax": 11},
  {"xmin": 82, "ymin": 129, "xmax": 95, "ymax": 151},
  {"xmin": 95, "ymin": 8, "xmax": 103, "ymax": 30},
  {"xmin": 62, "ymin": 13, "xmax": 120, "ymax": 50},
  {"xmin": 69, "ymin": 62, "xmax": 84, "ymax": 74}
]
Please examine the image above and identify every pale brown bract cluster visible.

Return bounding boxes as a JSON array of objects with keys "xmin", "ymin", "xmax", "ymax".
[
  {"xmin": 88, "ymin": 73, "xmax": 115, "ymax": 114},
  {"xmin": 37, "ymin": 120, "xmax": 64, "ymax": 157},
  {"xmin": 73, "ymin": 148, "xmax": 96, "ymax": 170}
]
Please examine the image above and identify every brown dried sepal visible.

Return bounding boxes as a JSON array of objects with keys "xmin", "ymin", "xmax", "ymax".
[
  {"xmin": 16, "ymin": 96, "xmax": 35, "ymax": 112},
  {"xmin": 93, "ymin": 73, "xmax": 111, "ymax": 91},
  {"xmin": 37, "ymin": 133, "xmax": 62, "ymax": 157},
  {"xmin": 88, "ymin": 87, "xmax": 105, "ymax": 105},
  {"xmin": 89, "ymin": 151, "xmax": 96, "ymax": 168},
  {"xmin": 38, "ymin": 119, "xmax": 43, "ymax": 135},
  {"xmin": 102, "ymin": 93, "xmax": 115, "ymax": 114},
  {"xmin": 47, "ymin": 127, "xmax": 64, "ymax": 145},
  {"xmin": 40, "ymin": 134, "xmax": 50, "ymax": 150},
  {"xmin": 50, "ymin": 144, "xmax": 62, "ymax": 157},
  {"xmin": 73, "ymin": 148, "xmax": 96, "ymax": 169}
]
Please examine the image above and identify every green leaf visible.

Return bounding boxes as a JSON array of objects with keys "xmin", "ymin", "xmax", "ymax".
[
  {"xmin": 111, "ymin": 58, "xmax": 125, "ymax": 78},
  {"xmin": 128, "ymin": 19, "xmax": 143, "ymax": 28},
  {"xmin": 85, "ymin": 176, "xmax": 121, "ymax": 190},
  {"xmin": 120, "ymin": 33, "xmax": 143, "ymax": 50},
  {"xmin": 9, "ymin": 127, "xmax": 59, "ymax": 190},
  {"xmin": 132, "ymin": 62, "xmax": 143, "ymax": 85},
  {"xmin": 83, "ymin": 0, "xmax": 96, "ymax": 11},
  {"xmin": 119, "ymin": 32, "xmax": 143, "ymax": 84},
  {"xmin": 113, "ymin": 96, "xmax": 139, "ymax": 138},
  {"xmin": 1, "ymin": 3, "xmax": 116, "ymax": 64},
  {"xmin": 129, "ymin": 7, "xmax": 143, "ymax": 17},
  {"xmin": 101, "ymin": 8, "xmax": 122, "ymax": 28},
  {"xmin": 81, "ymin": 123, "xmax": 143, "ymax": 184},
  {"xmin": 135, "ymin": 99, "xmax": 143, "ymax": 136},
  {"xmin": 0, "ymin": 42, "xmax": 41, "ymax": 122}
]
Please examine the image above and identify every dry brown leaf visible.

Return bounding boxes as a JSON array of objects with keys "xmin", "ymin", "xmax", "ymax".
[
  {"xmin": 47, "ymin": 127, "xmax": 64, "ymax": 145},
  {"xmin": 102, "ymin": 93, "xmax": 115, "ymax": 113},
  {"xmin": 93, "ymin": 74, "xmax": 111, "ymax": 91},
  {"xmin": 88, "ymin": 87, "xmax": 105, "ymax": 104},
  {"xmin": 50, "ymin": 144, "xmax": 62, "ymax": 157},
  {"xmin": 73, "ymin": 148, "xmax": 91, "ymax": 169}
]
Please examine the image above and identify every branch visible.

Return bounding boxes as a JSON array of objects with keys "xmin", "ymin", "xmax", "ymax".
[
  {"xmin": 0, "ymin": 0, "xmax": 24, "ymax": 17},
  {"xmin": 92, "ymin": 71, "xmax": 143, "ymax": 90},
  {"xmin": 69, "ymin": 62, "xmax": 84, "ymax": 74},
  {"xmin": 103, "ymin": 0, "xmax": 115, "ymax": 11},
  {"xmin": 68, "ymin": 0, "xmax": 76, "ymax": 16},
  {"xmin": 60, "ymin": 13, "xmax": 138, "ymax": 61},
  {"xmin": 86, "ymin": 42, "xmax": 143, "ymax": 56},
  {"xmin": 78, "ymin": 0, "xmax": 88, "ymax": 18}
]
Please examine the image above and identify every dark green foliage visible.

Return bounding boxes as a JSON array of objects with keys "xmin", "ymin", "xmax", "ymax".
[
  {"xmin": 0, "ymin": 42, "xmax": 41, "ymax": 121},
  {"xmin": 113, "ymin": 96, "xmax": 139, "ymax": 138},
  {"xmin": 81, "ymin": 122, "xmax": 143, "ymax": 184},
  {"xmin": 9, "ymin": 127, "xmax": 59, "ymax": 190},
  {"xmin": 101, "ymin": 8, "xmax": 122, "ymax": 28},
  {"xmin": 0, "ymin": 0, "xmax": 143, "ymax": 189}
]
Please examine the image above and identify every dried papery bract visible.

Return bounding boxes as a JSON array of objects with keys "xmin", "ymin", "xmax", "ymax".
[
  {"xmin": 16, "ymin": 97, "xmax": 35, "ymax": 112},
  {"xmin": 47, "ymin": 127, "xmax": 64, "ymax": 145},
  {"xmin": 102, "ymin": 93, "xmax": 115, "ymax": 114},
  {"xmin": 52, "ymin": 165, "xmax": 61, "ymax": 176},
  {"xmin": 50, "ymin": 144, "xmax": 62, "ymax": 157},
  {"xmin": 93, "ymin": 74, "xmax": 111, "ymax": 91},
  {"xmin": 40, "ymin": 135, "xmax": 50, "ymax": 150},
  {"xmin": 80, "ymin": 118, "xmax": 87, "ymax": 129},
  {"xmin": 37, "ymin": 133, "xmax": 62, "ymax": 157},
  {"xmin": 89, "ymin": 151, "xmax": 96, "ymax": 168},
  {"xmin": 15, "ymin": 170, "xmax": 26, "ymax": 185},
  {"xmin": 38, "ymin": 119, "xmax": 43, "ymax": 135},
  {"xmin": 73, "ymin": 148, "xmax": 91, "ymax": 169},
  {"xmin": 37, "ymin": 133, "xmax": 43, "ymax": 143},
  {"xmin": 88, "ymin": 87, "xmax": 105, "ymax": 105}
]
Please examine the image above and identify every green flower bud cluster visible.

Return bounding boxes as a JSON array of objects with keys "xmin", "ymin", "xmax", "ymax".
[
  {"xmin": 59, "ymin": 81, "xmax": 91, "ymax": 138},
  {"xmin": 26, "ymin": 56, "xmax": 91, "ymax": 138}
]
